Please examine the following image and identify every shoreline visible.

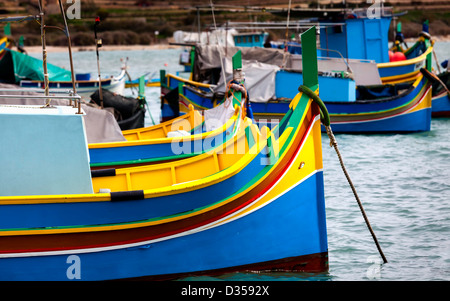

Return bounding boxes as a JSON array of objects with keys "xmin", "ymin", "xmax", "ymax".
[
  {"xmin": 22, "ymin": 35, "xmax": 450, "ymax": 53},
  {"xmin": 24, "ymin": 44, "xmax": 181, "ymax": 53}
]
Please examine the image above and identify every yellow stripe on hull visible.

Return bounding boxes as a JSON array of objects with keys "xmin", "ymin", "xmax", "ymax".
[
  {"xmin": 121, "ymin": 104, "xmax": 202, "ymax": 141},
  {"xmin": 167, "ymin": 73, "xmax": 212, "ymax": 89},
  {"xmin": 378, "ymin": 46, "xmax": 433, "ymax": 84},
  {"xmin": 201, "ymin": 106, "xmax": 323, "ymax": 229},
  {"xmin": 89, "ymin": 105, "xmax": 239, "ymax": 149},
  {"xmin": 330, "ymin": 75, "xmax": 426, "ymax": 118}
]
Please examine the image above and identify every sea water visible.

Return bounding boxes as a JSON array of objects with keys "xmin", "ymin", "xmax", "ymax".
[{"xmin": 31, "ymin": 42, "xmax": 450, "ymax": 281}]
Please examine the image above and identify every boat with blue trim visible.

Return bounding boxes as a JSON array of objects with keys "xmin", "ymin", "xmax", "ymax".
[
  {"xmin": 0, "ymin": 27, "xmax": 329, "ymax": 280},
  {"xmin": 161, "ymin": 41, "xmax": 433, "ymax": 133}
]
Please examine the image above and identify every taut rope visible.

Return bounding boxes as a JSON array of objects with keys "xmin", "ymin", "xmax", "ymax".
[{"xmin": 299, "ymin": 85, "xmax": 388, "ymax": 264}]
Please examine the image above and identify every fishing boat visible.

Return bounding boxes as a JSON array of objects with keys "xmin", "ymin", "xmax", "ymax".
[
  {"xmin": 19, "ymin": 69, "xmax": 126, "ymax": 98},
  {"xmin": 430, "ymin": 69, "xmax": 450, "ymax": 117},
  {"xmin": 268, "ymin": 6, "xmax": 434, "ymax": 85},
  {"xmin": 379, "ymin": 26, "xmax": 434, "ymax": 84},
  {"xmin": 0, "ymin": 27, "xmax": 329, "ymax": 280},
  {"xmin": 0, "ymin": 36, "xmax": 11, "ymax": 60},
  {"xmin": 420, "ymin": 58, "xmax": 450, "ymax": 118},
  {"xmin": 162, "ymin": 41, "xmax": 433, "ymax": 133},
  {"xmin": 322, "ymin": 72, "xmax": 432, "ymax": 133},
  {"xmin": 0, "ymin": 47, "xmax": 126, "ymax": 98},
  {"xmin": 319, "ymin": 14, "xmax": 433, "ymax": 85},
  {"xmin": 125, "ymin": 76, "xmax": 160, "ymax": 88}
]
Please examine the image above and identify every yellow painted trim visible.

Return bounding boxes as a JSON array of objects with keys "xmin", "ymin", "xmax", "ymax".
[
  {"xmin": 330, "ymin": 75, "xmax": 426, "ymax": 117},
  {"xmin": 289, "ymin": 92, "xmax": 303, "ymax": 110},
  {"xmin": 89, "ymin": 105, "xmax": 239, "ymax": 149},
  {"xmin": 207, "ymin": 116, "xmax": 323, "ymax": 228},
  {"xmin": 168, "ymin": 73, "xmax": 212, "ymax": 89},
  {"xmin": 252, "ymin": 112, "xmax": 285, "ymax": 117},
  {"xmin": 407, "ymin": 85, "xmax": 432, "ymax": 113},
  {"xmin": 179, "ymin": 93, "xmax": 210, "ymax": 110},
  {"xmin": 121, "ymin": 104, "xmax": 201, "ymax": 141},
  {"xmin": 380, "ymin": 70, "xmax": 421, "ymax": 83},
  {"xmin": 381, "ymin": 73, "xmax": 421, "ymax": 85},
  {"xmin": 377, "ymin": 46, "xmax": 432, "ymax": 69}
]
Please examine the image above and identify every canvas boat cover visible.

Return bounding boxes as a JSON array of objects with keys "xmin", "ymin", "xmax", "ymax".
[
  {"xmin": 194, "ymin": 45, "xmax": 382, "ymax": 103},
  {"xmin": 203, "ymin": 98, "xmax": 237, "ymax": 131},
  {"xmin": 214, "ymin": 58, "xmax": 280, "ymax": 103},
  {"xmin": 173, "ymin": 29, "xmax": 238, "ymax": 47},
  {"xmin": 0, "ymin": 83, "xmax": 126, "ymax": 143},
  {"xmin": 0, "ymin": 50, "xmax": 72, "ymax": 84}
]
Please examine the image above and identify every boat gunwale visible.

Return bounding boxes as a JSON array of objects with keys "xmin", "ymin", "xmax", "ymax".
[
  {"xmin": 377, "ymin": 44, "xmax": 432, "ymax": 69},
  {"xmin": 88, "ymin": 104, "xmax": 240, "ymax": 148}
]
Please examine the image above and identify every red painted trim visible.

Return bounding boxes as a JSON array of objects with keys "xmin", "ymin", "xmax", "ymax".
[{"xmin": 128, "ymin": 252, "xmax": 329, "ymax": 280}]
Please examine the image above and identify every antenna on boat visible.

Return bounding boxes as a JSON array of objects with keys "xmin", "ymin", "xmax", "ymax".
[
  {"xmin": 56, "ymin": 0, "xmax": 78, "ymax": 110},
  {"xmin": 281, "ymin": 0, "xmax": 292, "ymax": 69},
  {"xmin": 0, "ymin": 2, "xmax": 81, "ymax": 108},
  {"xmin": 36, "ymin": 0, "xmax": 81, "ymax": 112},
  {"xmin": 300, "ymin": 26, "xmax": 388, "ymax": 265},
  {"xmin": 209, "ymin": 0, "xmax": 227, "ymax": 87},
  {"xmin": 94, "ymin": 16, "xmax": 104, "ymax": 109},
  {"xmin": 37, "ymin": 0, "xmax": 50, "ymax": 107}
]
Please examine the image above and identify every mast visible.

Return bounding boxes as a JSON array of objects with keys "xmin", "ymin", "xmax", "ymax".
[
  {"xmin": 38, "ymin": 0, "xmax": 50, "ymax": 107},
  {"xmin": 0, "ymin": 1, "xmax": 80, "ymax": 109},
  {"xmin": 94, "ymin": 16, "xmax": 103, "ymax": 109},
  {"xmin": 57, "ymin": 0, "xmax": 78, "ymax": 110}
]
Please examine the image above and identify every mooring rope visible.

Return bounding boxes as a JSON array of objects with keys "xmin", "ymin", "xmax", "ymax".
[
  {"xmin": 209, "ymin": 0, "xmax": 227, "ymax": 87},
  {"xmin": 299, "ymin": 85, "xmax": 388, "ymax": 264},
  {"xmin": 281, "ymin": 0, "xmax": 292, "ymax": 69}
]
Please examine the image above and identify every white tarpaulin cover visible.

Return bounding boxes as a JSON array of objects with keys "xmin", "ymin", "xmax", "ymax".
[
  {"xmin": 204, "ymin": 98, "xmax": 236, "ymax": 131},
  {"xmin": 194, "ymin": 45, "xmax": 382, "ymax": 97},
  {"xmin": 173, "ymin": 29, "xmax": 238, "ymax": 47},
  {"xmin": 214, "ymin": 58, "xmax": 280, "ymax": 103}
]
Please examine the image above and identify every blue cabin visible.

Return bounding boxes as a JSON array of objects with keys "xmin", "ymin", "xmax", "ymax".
[
  {"xmin": 234, "ymin": 32, "xmax": 269, "ymax": 47},
  {"xmin": 319, "ymin": 16, "xmax": 391, "ymax": 63}
]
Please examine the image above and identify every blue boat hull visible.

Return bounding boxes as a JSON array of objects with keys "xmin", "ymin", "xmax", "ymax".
[
  {"xmin": 325, "ymin": 107, "xmax": 431, "ymax": 133},
  {"xmin": 431, "ymin": 92, "xmax": 450, "ymax": 117},
  {"xmin": 0, "ymin": 171, "xmax": 327, "ymax": 281}
]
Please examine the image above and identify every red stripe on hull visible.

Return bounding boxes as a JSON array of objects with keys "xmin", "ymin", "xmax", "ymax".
[
  {"xmin": 431, "ymin": 111, "xmax": 450, "ymax": 118},
  {"xmin": 123, "ymin": 252, "xmax": 329, "ymax": 281}
]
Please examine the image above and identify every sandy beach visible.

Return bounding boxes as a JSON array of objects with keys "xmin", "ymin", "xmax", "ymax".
[
  {"xmin": 24, "ymin": 44, "xmax": 181, "ymax": 53},
  {"xmin": 23, "ymin": 34, "xmax": 450, "ymax": 53}
]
